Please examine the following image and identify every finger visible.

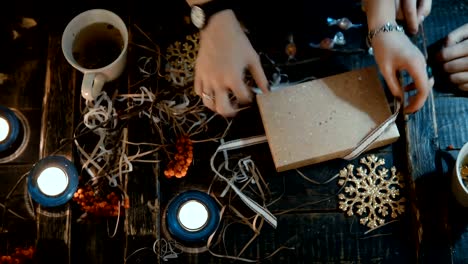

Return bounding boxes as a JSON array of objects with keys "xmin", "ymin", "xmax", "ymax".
[
  {"xmin": 439, "ymin": 40, "xmax": 468, "ymax": 62},
  {"xmin": 449, "ymin": 71, "xmax": 468, "ymax": 84},
  {"xmin": 247, "ymin": 54, "xmax": 269, "ymax": 94},
  {"xmin": 395, "ymin": 0, "xmax": 404, "ymax": 20},
  {"xmin": 417, "ymin": 0, "xmax": 432, "ymax": 21},
  {"xmin": 446, "ymin": 23, "xmax": 468, "ymax": 47},
  {"xmin": 403, "ymin": 0, "xmax": 419, "ymax": 34},
  {"xmin": 215, "ymin": 90, "xmax": 237, "ymax": 117},
  {"xmin": 406, "ymin": 77, "xmax": 434, "ymax": 113},
  {"xmin": 443, "ymin": 57, "xmax": 468, "ymax": 73},
  {"xmin": 405, "ymin": 76, "xmax": 434, "ymax": 92},
  {"xmin": 194, "ymin": 74, "xmax": 203, "ymax": 96},
  {"xmin": 229, "ymin": 77, "xmax": 253, "ymax": 105},
  {"xmin": 381, "ymin": 65, "xmax": 403, "ymax": 100},
  {"xmin": 202, "ymin": 90, "xmax": 216, "ymax": 112},
  {"xmin": 404, "ymin": 61, "xmax": 431, "ymax": 113},
  {"xmin": 459, "ymin": 83, "xmax": 468, "ymax": 91},
  {"xmin": 404, "ymin": 82, "xmax": 416, "ymax": 92}
]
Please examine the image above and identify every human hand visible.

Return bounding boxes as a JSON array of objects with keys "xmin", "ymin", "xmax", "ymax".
[
  {"xmin": 438, "ymin": 23, "xmax": 468, "ymax": 91},
  {"xmin": 371, "ymin": 30, "xmax": 433, "ymax": 113},
  {"xmin": 194, "ymin": 10, "xmax": 269, "ymax": 117},
  {"xmin": 395, "ymin": 0, "xmax": 432, "ymax": 34}
]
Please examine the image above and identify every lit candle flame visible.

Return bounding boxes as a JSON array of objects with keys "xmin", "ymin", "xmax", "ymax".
[
  {"xmin": 0, "ymin": 117, "xmax": 10, "ymax": 142},
  {"xmin": 178, "ymin": 200, "xmax": 209, "ymax": 231},
  {"xmin": 37, "ymin": 167, "xmax": 69, "ymax": 196}
]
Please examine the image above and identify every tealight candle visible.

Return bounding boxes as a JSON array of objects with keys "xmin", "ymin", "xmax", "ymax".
[
  {"xmin": 178, "ymin": 200, "xmax": 209, "ymax": 231},
  {"xmin": 0, "ymin": 105, "xmax": 20, "ymax": 153},
  {"xmin": 166, "ymin": 190, "xmax": 220, "ymax": 243},
  {"xmin": 0, "ymin": 116, "xmax": 9, "ymax": 142},
  {"xmin": 37, "ymin": 167, "xmax": 69, "ymax": 196},
  {"xmin": 28, "ymin": 156, "xmax": 79, "ymax": 207}
]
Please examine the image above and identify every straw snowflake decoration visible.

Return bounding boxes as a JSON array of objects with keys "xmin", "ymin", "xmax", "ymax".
[
  {"xmin": 165, "ymin": 33, "xmax": 199, "ymax": 87},
  {"xmin": 337, "ymin": 155, "xmax": 406, "ymax": 229}
]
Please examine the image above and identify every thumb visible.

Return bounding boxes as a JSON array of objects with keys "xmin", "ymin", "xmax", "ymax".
[
  {"xmin": 446, "ymin": 23, "xmax": 468, "ymax": 47},
  {"xmin": 248, "ymin": 55, "xmax": 269, "ymax": 94}
]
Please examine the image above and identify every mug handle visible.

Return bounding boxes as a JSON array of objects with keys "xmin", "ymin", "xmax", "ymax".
[{"xmin": 81, "ymin": 73, "xmax": 107, "ymax": 101}]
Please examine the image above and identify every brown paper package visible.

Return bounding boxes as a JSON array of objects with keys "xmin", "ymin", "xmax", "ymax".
[{"xmin": 256, "ymin": 66, "xmax": 400, "ymax": 172}]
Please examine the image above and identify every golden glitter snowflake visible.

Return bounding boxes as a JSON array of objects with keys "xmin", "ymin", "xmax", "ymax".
[
  {"xmin": 337, "ymin": 155, "xmax": 406, "ymax": 229},
  {"xmin": 165, "ymin": 33, "xmax": 199, "ymax": 88}
]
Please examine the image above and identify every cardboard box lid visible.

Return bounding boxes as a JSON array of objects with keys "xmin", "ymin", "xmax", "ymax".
[{"xmin": 256, "ymin": 66, "xmax": 400, "ymax": 172}]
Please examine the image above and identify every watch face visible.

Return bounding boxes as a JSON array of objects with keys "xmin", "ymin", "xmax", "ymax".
[{"xmin": 191, "ymin": 6, "xmax": 206, "ymax": 29}]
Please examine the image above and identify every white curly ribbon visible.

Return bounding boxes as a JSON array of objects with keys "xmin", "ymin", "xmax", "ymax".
[
  {"xmin": 209, "ymin": 135, "xmax": 277, "ymax": 228},
  {"xmin": 116, "ymin": 86, "xmax": 156, "ymax": 105},
  {"xmin": 78, "ymin": 92, "xmax": 119, "ymax": 179}
]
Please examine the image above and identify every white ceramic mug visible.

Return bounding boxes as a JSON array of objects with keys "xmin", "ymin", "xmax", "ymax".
[
  {"xmin": 452, "ymin": 142, "xmax": 468, "ymax": 207},
  {"xmin": 61, "ymin": 9, "xmax": 128, "ymax": 101}
]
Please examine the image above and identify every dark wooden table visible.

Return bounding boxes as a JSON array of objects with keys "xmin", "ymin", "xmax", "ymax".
[
  {"xmin": 404, "ymin": 1, "xmax": 468, "ymax": 263},
  {"xmin": 0, "ymin": 0, "xmax": 467, "ymax": 263}
]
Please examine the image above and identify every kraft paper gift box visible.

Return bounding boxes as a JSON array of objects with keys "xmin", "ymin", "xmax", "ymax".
[{"xmin": 256, "ymin": 66, "xmax": 400, "ymax": 172}]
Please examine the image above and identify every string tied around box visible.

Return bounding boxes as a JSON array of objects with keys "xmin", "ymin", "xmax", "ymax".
[{"xmin": 343, "ymin": 99, "xmax": 401, "ymax": 160}]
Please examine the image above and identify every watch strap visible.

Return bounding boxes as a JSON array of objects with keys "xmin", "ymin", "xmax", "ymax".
[
  {"xmin": 199, "ymin": 0, "xmax": 230, "ymax": 17},
  {"xmin": 196, "ymin": 0, "xmax": 231, "ymax": 28}
]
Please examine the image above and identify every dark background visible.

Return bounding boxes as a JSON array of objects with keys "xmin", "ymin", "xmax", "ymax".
[{"xmin": 0, "ymin": 0, "xmax": 467, "ymax": 263}]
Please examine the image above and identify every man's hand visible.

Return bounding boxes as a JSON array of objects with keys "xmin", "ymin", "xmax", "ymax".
[
  {"xmin": 193, "ymin": 10, "xmax": 269, "ymax": 117},
  {"xmin": 438, "ymin": 23, "xmax": 468, "ymax": 91}
]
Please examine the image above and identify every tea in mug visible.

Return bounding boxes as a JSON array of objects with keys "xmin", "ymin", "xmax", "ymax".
[
  {"xmin": 72, "ymin": 22, "xmax": 123, "ymax": 69},
  {"xmin": 462, "ymin": 156, "xmax": 468, "ymax": 182}
]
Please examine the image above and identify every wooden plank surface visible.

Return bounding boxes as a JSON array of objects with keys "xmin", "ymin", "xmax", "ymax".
[
  {"xmin": 147, "ymin": 96, "xmax": 414, "ymax": 263},
  {"xmin": 127, "ymin": 1, "xmax": 415, "ymax": 261},
  {"xmin": 36, "ymin": 4, "xmax": 129, "ymax": 263},
  {"xmin": 34, "ymin": 32, "xmax": 78, "ymax": 264},
  {"xmin": 6, "ymin": 0, "xmax": 464, "ymax": 263},
  {"xmin": 123, "ymin": 18, "xmax": 161, "ymax": 263},
  {"xmin": 0, "ymin": 5, "xmax": 48, "ymax": 261},
  {"xmin": 404, "ymin": 0, "xmax": 468, "ymax": 263}
]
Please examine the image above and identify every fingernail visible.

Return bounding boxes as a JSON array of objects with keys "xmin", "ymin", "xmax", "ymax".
[{"xmin": 420, "ymin": 15, "xmax": 425, "ymax": 23}]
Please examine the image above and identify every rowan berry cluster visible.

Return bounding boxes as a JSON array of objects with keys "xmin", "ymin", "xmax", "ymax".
[
  {"xmin": 163, "ymin": 135, "xmax": 193, "ymax": 178},
  {"xmin": 0, "ymin": 246, "xmax": 34, "ymax": 264},
  {"xmin": 73, "ymin": 186, "xmax": 130, "ymax": 217}
]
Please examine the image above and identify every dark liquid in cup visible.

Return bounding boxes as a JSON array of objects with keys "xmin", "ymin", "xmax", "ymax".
[
  {"xmin": 462, "ymin": 156, "xmax": 468, "ymax": 177},
  {"xmin": 72, "ymin": 22, "xmax": 123, "ymax": 69}
]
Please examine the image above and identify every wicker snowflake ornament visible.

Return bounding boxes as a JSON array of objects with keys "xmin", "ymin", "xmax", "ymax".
[
  {"xmin": 165, "ymin": 33, "xmax": 199, "ymax": 87},
  {"xmin": 337, "ymin": 155, "xmax": 406, "ymax": 229}
]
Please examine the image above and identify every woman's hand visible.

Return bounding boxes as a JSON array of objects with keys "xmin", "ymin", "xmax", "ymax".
[
  {"xmin": 395, "ymin": 0, "xmax": 432, "ymax": 34},
  {"xmin": 438, "ymin": 23, "xmax": 468, "ymax": 91},
  {"xmin": 194, "ymin": 10, "xmax": 269, "ymax": 117},
  {"xmin": 372, "ymin": 30, "xmax": 434, "ymax": 113}
]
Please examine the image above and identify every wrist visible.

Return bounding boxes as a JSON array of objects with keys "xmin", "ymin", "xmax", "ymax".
[
  {"xmin": 365, "ymin": 0, "xmax": 396, "ymax": 29},
  {"xmin": 367, "ymin": 22, "xmax": 404, "ymax": 47},
  {"xmin": 368, "ymin": 19, "xmax": 398, "ymax": 32},
  {"xmin": 189, "ymin": 0, "xmax": 234, "ymax": 30},
  {"xmin": 200, "ymin": 10, "xmax": 238, "ymax": 35},
  {"xmin": 186, "ymin": 0, "xmax": 212, "ymax": 7}
]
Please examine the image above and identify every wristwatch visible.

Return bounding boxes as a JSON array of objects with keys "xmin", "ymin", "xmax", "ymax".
[{"xmin": 190, "ymin": 0, "xmax": 231, "ymax": 30}]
